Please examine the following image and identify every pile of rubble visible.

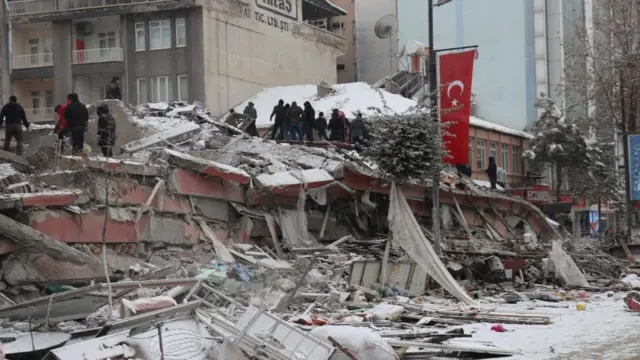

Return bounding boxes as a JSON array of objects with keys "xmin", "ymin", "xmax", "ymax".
[{"xmin": 0, "ymin": 100, "xmax": 634, "ymax": 358}]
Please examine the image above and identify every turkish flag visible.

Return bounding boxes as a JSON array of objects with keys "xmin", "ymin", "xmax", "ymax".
[{"xmin": 437, "ymin": 49, "xmax": 476, "ymax": 165}]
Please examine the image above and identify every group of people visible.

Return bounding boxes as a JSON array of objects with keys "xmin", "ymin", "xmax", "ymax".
[
  {"xmin": 238, "ymin": 99, "xmax": 369, "ymax": 144},
  {"xmin": 0, "ymin": 92, "xmax": 116, "ymax": 158}
]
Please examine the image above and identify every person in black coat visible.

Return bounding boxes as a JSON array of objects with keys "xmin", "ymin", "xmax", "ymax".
[
  {"xmin": 302, "ymin": 101, "xmax": 315, "ymax": 141},
  {"xmin": 328, "ymin": 109, "xmax": 345, "ymax": 142},
  {"xmin": 270, "ymin": 99, "xmax": 286, "ymax": 140},
  {"xmin": 64, "ymin": 93, "xmax": 89, "ymax": 154},
  {"xmin": 105, "ymin": 76, "xmax": 122, "ymax": 100},
  {"xmin": 96, "ymin": 104, "xmax": 116, "ymax": 157},
  {"xmin": 0, "ymin": 95, "xmax": 29, "ymax": 155},
  {"xmin": 486, "ymin": 156, "xmax": 498, "ymax": 190},
  {"xmin": 315, "ymin": 112, "xmax": 328, "ymax": 140}
]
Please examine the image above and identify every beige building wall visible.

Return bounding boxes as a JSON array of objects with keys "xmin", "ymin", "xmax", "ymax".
[
  {"xmin": 200, "ymin": 0, "xmax": 346, "ymax": 116},
  {"xmin": 468, "ymin": 126, "xmax": 529, "ymax": 185},
  {"xmin": 330, "ymin": 0, "xmax": 356, "ymax": 83}
]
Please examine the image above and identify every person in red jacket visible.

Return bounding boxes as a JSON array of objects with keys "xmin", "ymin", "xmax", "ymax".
[{"xmin": 54, "ymin": 99, "xmax": 71, "ymax": 153}]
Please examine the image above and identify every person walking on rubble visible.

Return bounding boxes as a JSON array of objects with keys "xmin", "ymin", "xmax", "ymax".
[
  {"xmin": 64, "ymin": 93, "xmax": 89, "ymax": 154},
  {"xmin": 315, "ymin": 112, "xmax": 328, "ymax": 141},
  {"xmin": 270, "ymin": 99, "xmax": 287, "ymax": 140},
  {"xmin": 105, "ymin": 76, "xmax": 122, "ymax": 101},
  {"xmin": 285, "ymin": 101, "xmax": 304, "ymax": 141},
  {"xmin": 487, "ymin": 156, "xmax": 498, "ymax": 190},
  {"xmin": 302, "ymin": 101, "xmax": 315, "ymax": 141},
  {"xmin": 96, "ymin": 104, "xmax": 116, "ymax": 157},
  {"xmin": 243, "ymin": 101, "xmax": 259, "ymax": 137},
  {"xmin": 0, "ymin": 96, "xmax": 29, "ymax": 155}
]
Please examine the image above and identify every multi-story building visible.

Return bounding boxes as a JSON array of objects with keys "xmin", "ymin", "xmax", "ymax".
[
  {"xmin": 2, "ymin": 0, "xmax": 347, "ymax": 121},
  {"xmin": 396, "ymin": 0, "xmax": 588, "ymax": 130},
  {"xmin": 355, "ymin": 0, "xmax": 398, "ymax": 84}
]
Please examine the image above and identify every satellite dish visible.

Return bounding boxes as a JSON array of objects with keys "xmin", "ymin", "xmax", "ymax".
[{"xmin": 374, "ymin": 14, "xmax": 398, "ymax": 39}]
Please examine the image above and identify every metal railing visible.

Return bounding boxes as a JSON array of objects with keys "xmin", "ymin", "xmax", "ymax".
[
  {"xmin": 72, "ymin": 47, "xmax": 123, "ymax": 64},
  {"xmin": 24, "ymin": 107, "xmax": 55, "ymax": 123},
  {"xmin": 8, "ymin": 0, "xmax": 177, "ymax": 16},
  {"xmin": 12, "ymin": 53, "xmax": 53, "ymax": 69}
]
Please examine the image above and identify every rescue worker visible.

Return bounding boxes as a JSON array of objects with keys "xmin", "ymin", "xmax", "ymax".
[
  {"xmin": 315, "ymin": 112, "xmax": 328, "ymax": 141},
  {"xmin": 54, "ymin": 97, "xmax": 72, "ymax": 153},
  {"xmin": 96, "ymin": 104, "xmax": 116, "ymax": 157},
  {"xmin": 328, "ymin": 109, "xmax": 347, "ymax": 142},
  {"xmin": 350, "ymin": 111, "xmax": 367, "ymax": 145},
  {"xmin": 302, "ymin": 101, "xmax": 315, "ymax": 141},
  {"xmin": 270, "ymin": 99, "xmax": 286, "ymax": 140},
  {"xmin": 105, "ymin": 76, "xmax": 122, "ymax": 100},
  {"xmin": 285, "ymin": 101, "xmax": 304, "ymax": 141},
  {"xmin": 64, "ymin": 93, "xmax": 89, "ymax": 154},
  {"xmin": 487, "ymin": 156, "xmax": 498, "ymax": 190},
  {"xmin": 0, "ymin": 96, "xmax": 29, "ymax": 155},
  {"xmin": 243, "ymin": 102, "xmax": 258, "ymax": 137}
]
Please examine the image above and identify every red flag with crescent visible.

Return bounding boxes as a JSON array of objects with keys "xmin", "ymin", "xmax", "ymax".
[{"xmin": 437, "ymin": 49, "xmax": 476, "ymax": 165}]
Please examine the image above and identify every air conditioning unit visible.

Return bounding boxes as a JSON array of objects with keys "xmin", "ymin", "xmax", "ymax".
[{"xmin": 75, "ymin": 22, "xmax": 93, "ymax": 36}]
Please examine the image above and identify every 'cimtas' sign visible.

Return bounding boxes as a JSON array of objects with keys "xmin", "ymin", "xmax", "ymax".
[{"xmin": 255, "ymin": 0, "xmax": 298, "ymax": 20}]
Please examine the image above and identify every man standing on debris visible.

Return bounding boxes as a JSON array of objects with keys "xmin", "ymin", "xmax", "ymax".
[
  {"xmin": 243, "ymin": 101, "xmax": 259, "ymax": 137},
  {"xmin": 270, "ymin": 99, "xmax": 286, "ymax": 140},
  {"xmin": 96, "ymin": 104, "xmax": 116, "ymax": 157},
  {"xmin": 105, "ymin": 76, "xmax": 122, "ymax": 100},
  {"xmin": 315, "ymin": 112, "xmax": 328, "ymax": 140},
  {"xmin": 302, "ymin": 101, "xmax": 315, "ymax": 141},
  {"xmin": 285, "ymin": 101, "xmax": 304, "ymax": 141},
  {"xmin": 487, "ymin": 156, "xmax": 498, "ymax": 190},
  {"xmin": 0, "ymin": 95, "xmax": 29, "ymax": 155},
  {"xmin": 350, "ymin": 111, "xmax": 367, "ymax": 146},
  {"xmin": 328, "ymin": 108, "xmax": 346, "ymax": 142},
  {"xmin": 64, "ymin": 93, "xmax": 89, "ymax": 154}
]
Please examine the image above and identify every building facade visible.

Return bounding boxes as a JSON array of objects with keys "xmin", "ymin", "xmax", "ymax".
[
  {"xmin": 3, "ymin": 0, "xmax": 347, "ymax": 121},
  {"xmin": 396, "ymin": 0, "xmax": 588, "ymax": 131},
  {"xmin": 354, "ymin": 0, "xmax": 398, "ymax": 84}
]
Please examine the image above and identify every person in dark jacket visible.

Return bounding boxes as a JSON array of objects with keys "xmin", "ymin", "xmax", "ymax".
[
  {"xmin": 64, "ymin": 93, "xmax": 89, "ymax": 154},
  {"xmin": 315, "ymin": 112, "xmax": 328, "ymax": 140},
  {"xmin": 105, "ymin": 76, "xmax": 122, "ymax": 100},
  {"xmin": 96, "ymin": 104, "xmax": 116, "ymax": 157},
  {"xmin": 350, "ymin": 112, "xmax": 367, "ymax": 145},
  {"xmin": 302, "ymin": 101, "xmax": 315, "ymax": 142},
  {"xmin": 285, "ymin": 101, "xmax": 304, "ymax": 141},
  {"xmin": 270, "ymin": 99, "xmax": 286, "ymax": 140},
  {"xmin": 243, "ymin": 102, "xmax": 258, "ymax": 137},
  {"xmin": 328, "ymin": 109, "xmax": 345, "ymax": 142},
  {"xmin": 486, "ymin": 156, "xmax": 498, "ymax": 190},
  {"xmin": 0, "ymin": 96, "xmax": 29, "ymax": 155}
]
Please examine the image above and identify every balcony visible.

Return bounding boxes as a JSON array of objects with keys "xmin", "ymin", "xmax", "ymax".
[
  {"xmin": 7, "ymin": 0, "xmax": 192, "ymax": 16},
  {"xmin": 72, "ymin": 47, "xmax": 123, "ymax": 64},
  {"xmin": 12, "ymin": 53, "xmax": 53, "ymax": 69},
  {"xmin": 25, "ymin": 107, "xmax": 55, "ymax": 123}
]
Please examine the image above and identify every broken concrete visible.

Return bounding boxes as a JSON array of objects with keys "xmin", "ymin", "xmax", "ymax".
[
  {"xmin": 121, "ymin": 122, "xmax": 201, "ymax": 153},
  {"xmin": 0, "ymin": 189, "xmax": 89, "ymax": 210}
]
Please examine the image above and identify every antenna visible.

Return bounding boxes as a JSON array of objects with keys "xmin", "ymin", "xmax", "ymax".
[{"xmin": 373, "ymin": 14, "xmax": 399, "ymax": 80}]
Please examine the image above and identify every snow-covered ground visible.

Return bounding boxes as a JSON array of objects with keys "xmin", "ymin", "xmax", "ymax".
[{"xmin": 465, "ymin": 294, "xmax": 640, "ymax": 359}]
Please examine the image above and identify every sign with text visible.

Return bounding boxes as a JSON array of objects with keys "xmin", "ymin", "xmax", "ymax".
[
  {"xmin": 628, "ymin": 134, "xmax": 640, "ymax": 200},
  {"xmin": 255, "ymin": 0, "xmax": 298, "ymax": 20}
]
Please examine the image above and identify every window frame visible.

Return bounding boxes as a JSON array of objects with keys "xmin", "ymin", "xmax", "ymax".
[
  {"xmin": 176, "ymin": 17, "xmax": 186, "ymax": 47},
  {"xmin": 177, "ymin": 74, "xmax": 188, "ymax": 101},
  {"xmin": 489, "ymin": 142, "xmax": 497, "ymax": 161},
  {"xmin": 98, "ymin": 31, "xmax": 117, "ymax": 49},
  {"xmin": 149, "ymin": 19, "xmax": 171, "ymax": 50},
  {"xmin": 512, "ymin": 146, "xmax": 522, "ymax": 174},
  {"xmin": 501, "ymin": 143, "xmax": 509, "ymax": 171},
  {"xmin": 150, "ymin": 76, "xmax": 171, "ymax": 102},
  {"xmin": 136, "ymin": 78, "xmax": 148, "ymax": 105},
  {"xmin": 468, "ymin": 138, "xmax": 474, "ymax": 168},
  {"xmin": 135, "ymin": 22, "xmax": 146, "ymax": 51},
  {"xmin": 476, "ymin": 139, "xmax": 486, "ymax": 170}
]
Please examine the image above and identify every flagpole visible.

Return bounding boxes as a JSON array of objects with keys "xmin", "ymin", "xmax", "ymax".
[{"xmin": 428, "ymin": 0, "xmax": 442, "ymax": 256}]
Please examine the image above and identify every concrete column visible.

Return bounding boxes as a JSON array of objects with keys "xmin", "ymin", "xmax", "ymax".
[
  {"xmin": 53, "ymin": 20, "xmax": 73, "ymax": 105},
  {"xmin": 0, "ymin": 4, "xmax": 11, "ymax": 105}
]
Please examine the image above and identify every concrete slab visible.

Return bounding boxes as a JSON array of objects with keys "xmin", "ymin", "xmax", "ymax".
[
  {"xmin": 0, "ymin": 189, "xmax": 89, "ymax": 210},
  {"xmin": 59, "ymin": 156, "xmax": 162, "ymax": 177},
  {"xmin": 164, "ymin": 148, "xmax": 250, "ymax": 184},
  {"xmin": 121, "ymin": 122, "xmax": 200, "ymax": 153},
  {"xmin": 168, "ymin": 168, "xmax": 245, "ymax": 203},
  {"xmin": 92, "ymin": 178, "xmax": 191, "ymax": 214},
  {"xmin": 0, "ymin": 149, "xmax": 30, "ymax": 171},
  {"xmin": 255, "ymin": 168, "xmax": 334, "ymax": 195}
]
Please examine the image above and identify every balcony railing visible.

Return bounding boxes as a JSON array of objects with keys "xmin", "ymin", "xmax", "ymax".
[
  {"xmin": 8, "ymin": 0, "xmax": 176, "ymax": 16},
  {"xmin": 72, "ymin": 47, "xmax": 123, "ymax": 64},
  {"xmin": 12, "ymin": 53, "xmax": 53, "ymax": 69},
  {"xmin": 25, "ymin": 107, "xmax": 55, "ymax": 123}
]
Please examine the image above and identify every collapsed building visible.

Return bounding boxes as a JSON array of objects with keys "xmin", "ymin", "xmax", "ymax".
[{"xmin": 0, "ymin": 96, "xmax": 631, "ymax": 359}]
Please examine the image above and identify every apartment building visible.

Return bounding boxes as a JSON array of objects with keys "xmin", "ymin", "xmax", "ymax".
[{"xmin": 2, "ymin": 0, "xmax": 347, "ymax": 121}]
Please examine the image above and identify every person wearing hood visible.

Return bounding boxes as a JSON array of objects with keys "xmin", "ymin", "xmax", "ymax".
[
  {"xmin": 243, "ymin": 102, "xmax": 258, "ymax": 137},
  {"xmin": 302, "ymin": 101, "xmax": 315, "ymax": 141},
  {"xmin": 328, "ymin": 109, "xmax": 346, "ymax": 142},
  {"xmin": 486, "ymin": 156, "xmax": 498, "ymax": 190},
  {"xmin": 64, "ymin": 93, "xmax": 89, "ymax": 154},
  {"xmin": 270, "ymin": 99, "xmax": 286, "ymax": 140},
  {"xmin": 315, "ymin": 112, "xmax": 328, "ymax": 140},
  {"xmin": 0, "ymin": 96, "xmax": 29, "ymax": 155},
  {"xmin": 105, "ymin": 76, "xmax": 121, "ymax": 100},
  {"xmin": 285, "ymin": 101, "xmax": 304, "ymax": 141},
  {"xmin": 350, "ymin": 111, "xmax": 367, "ymax": 145},
  {"xmin": 96, "ymin": 104, "xmax": 116, "ymax": 157}
]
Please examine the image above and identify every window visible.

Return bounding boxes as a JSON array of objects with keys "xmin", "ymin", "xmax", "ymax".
[
  {"xmin": 45, "ymin": 90, "xmax": 53, "ymax": 113},
  {"xmin": 137, "ymin": 78, "xmax": 148, "ymax": 104},
  {"xmin": 177, "ymin": 75, "xmax": 188, "ymax": 100},
  {"xmin": 31, "ymin": 91, "xmax": 41, "ymax": 112},
  {"xmin": 337, "ymin": 63, "xmax": 345, "ymax": 71},
  {"xmin": 476, "ymin": 139, "xmax": 486, "ymax": 170},
  {"xmin": 150, "ymin": 76, "xmax": 171, "ymax": 102},
  {"xmin": 29, "ymin": 39, "xmax": 39, "ymax": 65},
  {"xmin": 512, "ymin": 146, "xmax": 522, "ymax": 174},
  {"xmin": 149, "ymin": 19, "xmax": 171, "ymax": 50},
  {"xmin": 176, "ymin": 18, "xmax": 186, "ymax": 47},
  {"xmin": 307, "ymin": 18, "xmax": 327, "ymax": 29},
  {"xmin": 501, "ymin": 144, "xmax": 509, "ymax": 171},
  {"xmin": 98, "ymin": 31, "xmax": 116, "ymax": 49},
  {"xmin": 332, "ymin": 22, "xmax": 344, "ymax": 29},
  {"xmin": 468, "ymin": 138, "xmax": 474, "ymax": 168},
  {"xmin": 135, "ymin": 22, "xmax": 146, "ymax": 51},
  {"xmin": 489, "ymin": 142, "xmax": 497, "ymax": 161}
]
